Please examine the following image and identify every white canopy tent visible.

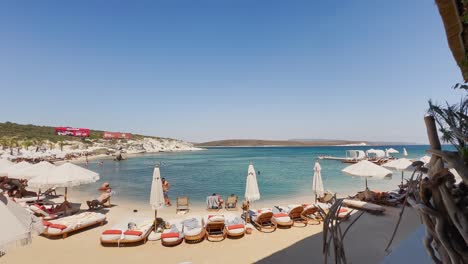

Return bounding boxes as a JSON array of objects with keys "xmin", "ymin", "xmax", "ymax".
[
  {"xmin": 0, "ymin": 194, "xmax": 43, "ymax": 254},
  {"xmin": 28, "ymin": 162, "xmax": 99, "ymax": 201},
  {"xmin": 312, "ymin": 161, "xmax": 324, "ymax": 202},
  {"xmin": 342, "ymin": 160, "xmax": 392, "ymax": 189},
  {"xmin": 245, "ymin": 163, "xmax": 260, "ymax": 202},
  {"xmin": 366, "ymin": 149, "xmax": 386, "ymax": 159}
]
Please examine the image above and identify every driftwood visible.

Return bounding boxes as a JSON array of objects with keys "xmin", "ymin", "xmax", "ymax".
[
  {"xmin": 413, "ymin": 116, "xmax": 468, "ymax": 264},
  {"xmin": 322, "ymin": 199, "xmax": 364, "ymax": 264}
]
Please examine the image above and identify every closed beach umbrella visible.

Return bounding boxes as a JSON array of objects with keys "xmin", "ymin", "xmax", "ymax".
[
  {"xmin": 245, "ymin": 163, "xmax": 260, "ymax": 202},
  {"xmin": 28, "ymin": 162, "xmax": 99, "ymax": 201},
  {"xmin": 0, "ymin": 159, "xmax": 13, "ymax": 177},
  {"xmin": 0, "ymin": 194, "xmax": 43, "ymax": 254},
  {"xmin": 312, "ymin": 161, "xmax": 324, "ymax": 202},
  {"xmin": 403, "ymin": 148, "xmax": 408, "ymax": 157},
  {"xmin": 342, "ymin": 160, "xmax": 392, "ymax": 190},
  {"xmin": 383, "ymin": 158, "xmax": 414, "ymax": 185},
  {"xmin": 8, "ymin": 161, "xmax": 55, "ymax": 180},
  {"xmin": 150, "ymin": 166, "xmax": 165, "ymax": 226}
]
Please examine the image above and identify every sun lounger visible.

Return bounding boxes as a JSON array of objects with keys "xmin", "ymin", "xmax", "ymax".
[
  {"xmin": 301, "ymin": 204, "xmax": 322, "ymax": 225},
  {"xmin": 342, "ymin": 199, "xmax": 385, "ymax": 214},
  {"xmin": 161, "ymin": 219, "xmax": 184, "ymax": 247},
  {"xmin": 13, "ymin": 195, "xmax": 46, "ymax": 203},
  {"xmin": 42, "ymin": 212, "xmax": 106, "ymax": 239},
  {"xmin": 182, "ymin": 216, "xmax": 205, "ymax": 243},
  {"xmin": 176, "ymin": 196, "xmax": 190, "ymax": 214},
  {"xmin": 100, "ymin": 218, "xmax": 154, "ymax": 246},
  {"xmin": 224, "ymin": 213, "xmax": 246, "ymax": 238},
  {"xmin": 204, "ymin": 214, "xmax": 226, "ymax": 242},
  {"xmin": 270, "ymin": 207, "xmax": 293, "ymax": 228},
  {"xmin": 30, "ymin": 202, "xmax": 81, "ymax": 220},
  {"xmin": 225, "ymin": 195, "xmax": 238, "ymax": 211},
  {"xmin": 278, "ymin": 205, "xmax": 307, "ymax": 227},
  {"xmin": 248, "ymin": 209, "xmax": 277, "ymax": 233}
]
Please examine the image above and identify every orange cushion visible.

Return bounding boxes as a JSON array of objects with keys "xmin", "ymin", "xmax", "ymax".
[
  {"xmin": 43, "ymin": 220, "xmax": 52, "ymax": 226},
  {"xmin": 49, "ymin": 223, "xmax": 67, "ymax": 230},
  {"xmin": 124, "ymin": 230, "xmax": 142, "ymax": 236},
  {"xmin": 339, "ymin": 208, "xmax": 348, "ymax": 213},
  {"xmin": 273, "ymin": 213, "xmax": 288, "ymax": 218},
  {"xmin": 227, "ymin": 224, "xmax": 244, "ymax": 230},
  {"xmin": 161, "ymin": 232, "xmax": 179, "ymax": 239},
  {"xmin": 102, "ymin": 230, "xmax": 122, "ymax": 235}
]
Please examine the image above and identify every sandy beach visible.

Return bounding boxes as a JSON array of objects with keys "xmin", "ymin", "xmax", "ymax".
[{"xmin": 3, "ymin": 192, "xmax": 422, "ymax": 264}]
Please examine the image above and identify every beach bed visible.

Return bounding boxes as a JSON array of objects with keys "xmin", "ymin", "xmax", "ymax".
[
  {"xmin": 182, "ymin": 215, "xmax": 205, "ymax": 243},
  {"xmin": 100, "ymin": 218, "xmax": 154, "ymax": 246},
  {"xmin": 224, "ymin": 213, "xmax": 246, "ymax": 238},
  {"xmin": 301, "ymin": 204, "xmax": 322, "ymax": 225},
  {"xmin": 248, "ymin": 209, "xmax": 277, "ymax": 233},
  {"xmin": 42, "ymin": 212, "xmax": 106, "ymax": 239},
  {"xmin": 161, "ymin": 219, "xmax": 184, "ymax": 247},
  {"xmin": 13, "ymin": 195, "xmax": 46, "ymax": 203},
  {"xmin": 29, "ymin": 202, "xmax": 81, "ymax": 220},
  {"xmin": 278, "ymin": 205, "xmax": 307, "ymax": 227},
  {"xmin": 342, "ymin": 199, "xmax": 385, "ymax": 214},
  {"xmin": 204, "ymin": 214, "xmax": 226, "ymax": 242}
]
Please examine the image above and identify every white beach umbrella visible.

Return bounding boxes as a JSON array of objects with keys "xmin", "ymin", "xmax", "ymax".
[
  {"xmin": 150, "ymin": 166, "xmax": 165, "ymax": 226},
  {"xmin": 8, "ymin": 161, "xmax": 55, "ymax": 180},
  {"xmin": 28, "ymin": 162, "xmax": 99, "ymax": 201},
  {"xmin": 312, "ymin": 161, "xmax": 324, "ymax": 202},
  {"xmin": 0, "ymin": 195, "xmax": 44, "ymax": 254},
  {"xmin": 342, "ymin": 160, "xmax": 392, "ymax": 189},
  {"xmin": 245, "ymin": 163, "xmax": 260, "ymax": 202},
  {"xmin": 420, "ymin": 155, "xmax": 431, "ymax": 165},
  {"xmin": 383, "ymin": 158, "xmax": 414, "ymax": 185},
  {"xmin": 0, "ymin": 159, "xmax": 13, "ymax": 177},
  {"xmin": 403, "ymin": 148, "xmax": 408, "ymax": 157}
]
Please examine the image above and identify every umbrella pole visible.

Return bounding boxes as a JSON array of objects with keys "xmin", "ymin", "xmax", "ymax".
[
  {"xmin": 401, "ymin": 171, "xmax": 404, "ymax": 186},
  {"xmin": 154, "ymin": 209, "xmax": 158, "ymax": 231},
  {"xmin": 64, "ymin": 187, "xmax": 68, "ymax": 202},
  {"xmin": 365, "ymin": 177, "xmax": 368, "ymax": 190}
]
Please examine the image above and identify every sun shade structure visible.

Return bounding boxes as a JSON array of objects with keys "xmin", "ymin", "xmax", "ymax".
[
  {"xmin": 342, "ymin": 160, "xmax": 392, "ymax": 189},
  {"xmin": 386, "ymin": 148, "xmax": 399, "ymax": 154},
  {"xmin": 245, "ymin": 162, "xmax": 260, "ymax": 202},
  {"xmin": 8, "ymin": 161, "xmax": 56, "ymax": 180},
  {"xmin": 150, "ymin": 166, "xmax": 165, "ymax": 227},
  {"xmin": 383, "ymin": 158, "xmax": 414, "ymax": 185},
  {"xmin": 312, "ymin": 161, "xmax": 324, "ymax": 202},
  {"xmin": 28, "ymin": 162, "xmax": 99, "ymax": 201},
  {"xmin": 0, "ymin": 194, "xmax": 43, "ymax": 254},
  {"xmin": 420, "ymin": 155, "xmax": 431, "ymax": 165}
]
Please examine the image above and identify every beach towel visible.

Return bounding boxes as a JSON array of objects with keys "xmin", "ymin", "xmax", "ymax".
[
  {"xmin": 272, "ymin": 207, "xmax": 282, "ymax": 214},
  {"xmin": 226, "ymin": 216, "xmax": 243, "ymax": 226},
  {"xmin": 206, "ymin": 196, "xmax": 219, "ymax": 209},
  {"xmin": 182, "ymin": 218, "xmax": 199, "ymax": 231}
]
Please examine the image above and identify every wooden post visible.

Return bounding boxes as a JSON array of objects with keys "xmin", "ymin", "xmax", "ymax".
[{"xmin": 64, "ymin": 187, "xmax": 68, "ymax": 202}]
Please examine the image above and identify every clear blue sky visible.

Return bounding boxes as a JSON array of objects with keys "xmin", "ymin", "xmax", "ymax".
[{"xmin": 0, "ymin": 1, "xmax": 464, "ymax": 143}]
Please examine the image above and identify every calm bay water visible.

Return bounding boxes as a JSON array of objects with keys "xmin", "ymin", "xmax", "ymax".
[{"xmin": 72, "ymin": 145, "xmax": 452, "ymax": 205}]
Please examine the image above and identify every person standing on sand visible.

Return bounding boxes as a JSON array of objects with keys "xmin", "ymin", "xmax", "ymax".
[{"xmin": 162, "ymin": 177, "xmax": 171, "ymax": 206}]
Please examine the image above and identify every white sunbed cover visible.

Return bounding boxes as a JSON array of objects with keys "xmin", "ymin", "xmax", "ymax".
[
  {"xmin": 46, "ymin": 212, "xmax": 105, "ymax": 235},
  {"xmin": 161, "ymin": 219, "xmax": 184, "ymax": 243}
]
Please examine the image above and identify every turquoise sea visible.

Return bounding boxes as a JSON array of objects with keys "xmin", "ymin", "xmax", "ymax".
[{"xmin": 73, "ymin": 145, "xmax": 453, "ymax": 205}]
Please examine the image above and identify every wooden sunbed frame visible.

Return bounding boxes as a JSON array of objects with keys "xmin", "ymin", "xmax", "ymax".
[
  {"xmin": 176, "ymin": 196, "xmax": 190, "ymax": 213},
  {"xmin": 301, "ymin": 205, "xmax": 322, "ymax": 225},
  {"xmin": 205, "ymin": 221, "xmax": 226, "ymax": 242},
  {"xmin": 225, "ymin": 195, "xmax": 238, "ymax": 211},
  {"xmin": 288, "ymin": 206, "xmax": 307, "ymax": 227},
  {"xmin": 252, "ymin": 211, "xmax": 277, "ymax": 233},
  {"xmin": 43, "ymin": 217, "xmax": 106, "ymax": 239},
  {"xmin": 161, "ymin": 234, "xmax": 184, "ymax": 247}
]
